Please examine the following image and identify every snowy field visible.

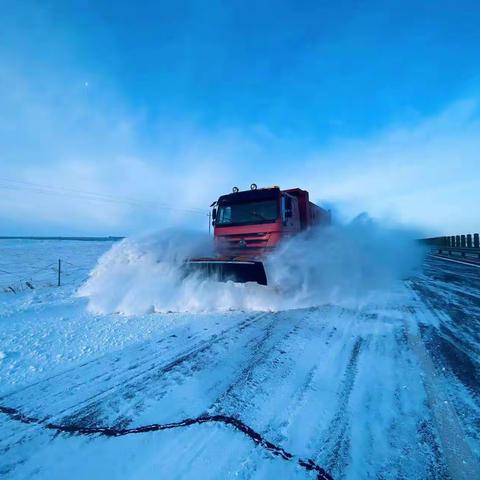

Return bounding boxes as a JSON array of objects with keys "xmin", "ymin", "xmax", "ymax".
[{"xmin": 0, "ymin": 239, "xmax": 479, "ymax": 480}]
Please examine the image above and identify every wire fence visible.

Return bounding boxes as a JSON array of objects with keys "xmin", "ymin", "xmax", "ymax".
[{"xmin": 0, "ymin": 258, "xmax": 92, "ymax": 294}]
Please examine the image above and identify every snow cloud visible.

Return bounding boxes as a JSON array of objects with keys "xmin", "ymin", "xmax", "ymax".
[{"xmin": 78, "ymin": 221, "xmax": 424, "ymax": 315}]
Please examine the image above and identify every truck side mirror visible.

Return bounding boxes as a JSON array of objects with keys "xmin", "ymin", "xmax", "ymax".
[{"xmin": 212, "ymin": 208, "xmax": 217, "ymax": 224}]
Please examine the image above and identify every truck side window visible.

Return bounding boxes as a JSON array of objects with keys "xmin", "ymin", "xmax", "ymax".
[{"xmin": 219, "ymin": 206, "xmax": 232, "ymax": 224}]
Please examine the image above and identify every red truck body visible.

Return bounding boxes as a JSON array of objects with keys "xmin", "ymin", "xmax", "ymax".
[
  {"xmin": 213, "ymin": 186, "xmax": 330, "ymax": 259},
  {"xmin": 188, "ymin": 186, "xmax": 330, "ymax": 285}
]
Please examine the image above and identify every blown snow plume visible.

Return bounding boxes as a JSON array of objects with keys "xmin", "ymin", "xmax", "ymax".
[
  {"xmin": 78, "ymin": 218, "xmax": 425, "ymax": 314},
  {"xmin": 265, "ymin": 214, "xmax": 424, "ymax": 307},
  {"xmin": 77, "ymin": 229, "xmax": 281, "ymax": 314}
]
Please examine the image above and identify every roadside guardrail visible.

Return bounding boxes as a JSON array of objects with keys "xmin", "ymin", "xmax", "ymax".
[{"xmin": 421, "ymin": 233, "xmax": 480, "ymax": 263}]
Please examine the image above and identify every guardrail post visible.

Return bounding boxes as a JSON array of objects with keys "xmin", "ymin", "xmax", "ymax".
[
  {"xmin": 456, "ymin": 235, "xmax": 460, "ymax": 248},
  {"xmin": 467, "ymin": 234, "xmax": 472, "ymax": 248},
  {"xmin": 474, "ymin": 233, "xmax": 480, "ymax": 248},
  {"xmin": 450, "ymin": 235, "xmax": 455, "ymax": 247},
  {"xmin": 461, "ymin": 235, "xmax": 466, "ymax": 247}
]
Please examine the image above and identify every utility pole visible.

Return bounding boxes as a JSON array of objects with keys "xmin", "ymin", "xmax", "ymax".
[
  {"xmin": 57, "ymin": 259, "xmax": 61, "ymax": 286},
  {"xmin": 208, "ymin": 212, "xmax": 211, "ymax": 235}
]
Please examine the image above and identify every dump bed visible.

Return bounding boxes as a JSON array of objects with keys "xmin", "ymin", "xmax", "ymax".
[{"xmin": 283, "ymin": 188, "xmax": 330, "ymax": 230}]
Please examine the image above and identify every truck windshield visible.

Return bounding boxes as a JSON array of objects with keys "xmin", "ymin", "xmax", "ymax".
[{"xmin": 216, "ymin": 200, "xmax": 278, "ymax": 226}]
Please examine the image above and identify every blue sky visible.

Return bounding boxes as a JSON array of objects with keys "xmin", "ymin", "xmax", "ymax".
[{"xmin": 1, "ymin": 0, "xmax": 479, "ymax": 235}]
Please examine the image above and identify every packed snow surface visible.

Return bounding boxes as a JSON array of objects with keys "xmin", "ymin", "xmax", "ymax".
[{"xmin": 1, "ymin": 238, "xmax": 479, "ymax": 480}]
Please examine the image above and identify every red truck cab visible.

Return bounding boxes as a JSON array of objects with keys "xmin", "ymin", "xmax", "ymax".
[{"xmin": 212, "ymin": 186, "xmax": 330, "ymax": 259}]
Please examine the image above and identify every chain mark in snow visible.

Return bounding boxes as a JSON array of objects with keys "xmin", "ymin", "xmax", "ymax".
[{"xmin": 0, "ymin": 405, "xmax": 333, "ymax": 480}]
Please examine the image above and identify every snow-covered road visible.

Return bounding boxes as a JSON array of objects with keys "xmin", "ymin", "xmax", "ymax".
[{"xmin": 0, "ymin": 241, "xmax": 479, "ymax": 479}]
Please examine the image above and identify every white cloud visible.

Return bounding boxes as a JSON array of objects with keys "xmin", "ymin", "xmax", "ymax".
[
  {"xmin": 297, "ymin": 98, "xmax": 480, "ymax": 234},
  {"xmin": 0, "ymin": 54, "xmax": 479, "ymax": 236}
]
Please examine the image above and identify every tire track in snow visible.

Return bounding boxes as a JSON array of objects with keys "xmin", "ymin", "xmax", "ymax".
[
  {"xmin": 0, "ymin": 405, "xmax": 333, "ymax": 480},
  {"xmin": 403, "ymin": 290, "xmax": 480, "ymax": 480},
  {"xmin": 425, "ymin": 256, "xmax": 480, "ymax": 291},
  {"xmin": 207, "ymin": 308, "xmax": 325, "ymax": 420},
  {"xmin": 82, "ymin": 312, "xmax": 286, "ymax": 421},
  {"xmin": 410, "ymin": 272, "xmax": 480, "ymax": 426},
  {"xmin": 252, "ymin": 310, "xmax": 336, "ymax": 447},
  {"xmin": 411, "ymin": 280, "xmax": 480, "ymax": 366},
  {"xmin": 64, "ymin": 312, "xmax": 283, "ymax": 430},
  {"xmin": 192, "ymin": 308, "xmax": 333, "ymax": 476},
  {"xmin": 420, "ymin": 325, "xmax": 480, "ymax": 400},
  {"xmin": 194, "ymin": 306, "xmax": 342, "ymax": 478},
  {"xmin": 0, "ymin": 312, "xmax": 271, "ymax": 444},
  {"xmin": 318, "ymin": 338, "xmax": 363, "ymax": 477},
  {"xmin": 388, "ymin": 323, "xmax": 447, "ymax": 479},
  {"xmin": 2, "ymin": 313, "xmax": 265, "ymax": 404}
]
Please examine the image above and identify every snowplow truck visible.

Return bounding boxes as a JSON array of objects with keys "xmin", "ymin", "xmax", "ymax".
[{"xmin": 187, "ymin": 185, "xmax": 331, "ymax": 285}]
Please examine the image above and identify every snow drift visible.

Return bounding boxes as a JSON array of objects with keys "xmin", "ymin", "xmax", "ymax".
[{"xmin": 78, "ymin": 217, "xmax": 425, "ymax": 314}]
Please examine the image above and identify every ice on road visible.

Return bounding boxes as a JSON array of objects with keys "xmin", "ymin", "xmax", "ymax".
[{"xmin": 0, "ymin": 240, "xmax": 479, "ymax": 479}]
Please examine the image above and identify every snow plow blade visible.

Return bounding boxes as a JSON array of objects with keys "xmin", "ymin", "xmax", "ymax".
[{"xmin": 185, "ymin": 259, "xmax": 268, "ymax": 285}]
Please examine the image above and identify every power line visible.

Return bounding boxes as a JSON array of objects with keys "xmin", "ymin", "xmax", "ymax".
[
  {"xmin": 0, "ymin": 178, "xmax": 142, "ymax": 204},
  {"xmin": 0, "ymin": 177, "xmax": 207, "ymax": 215}
]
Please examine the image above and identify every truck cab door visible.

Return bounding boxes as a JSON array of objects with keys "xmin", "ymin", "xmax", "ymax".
[{"xmin": 281, "ymin": 194, "xmax": 300, "ymax": 233}]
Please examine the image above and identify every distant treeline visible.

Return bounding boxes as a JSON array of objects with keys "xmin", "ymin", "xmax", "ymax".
[{"xmin": 0, "ymin": 236, "xmax": 125, "ymax": 241}]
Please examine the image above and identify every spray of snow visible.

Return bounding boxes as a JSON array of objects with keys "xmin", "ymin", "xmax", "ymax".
[
  {"xmin": 78, "ymin": 217, "xmax": 425, "ymax": 314},
  {"xmin": 266, "ymin": 214, "xmax": 424, "ymax": 306}
]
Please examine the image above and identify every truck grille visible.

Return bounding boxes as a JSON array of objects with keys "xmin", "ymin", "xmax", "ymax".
[{"xmin": 216, "ymin": 233, "xmax": 271, "ymax": 256}]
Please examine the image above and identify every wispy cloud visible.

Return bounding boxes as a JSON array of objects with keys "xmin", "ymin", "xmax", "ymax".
[
  {"xmin": 299, "ymin": 98, "xmax": 480, "ymax": 234},
  {"xmin": 0, "ymin": 53, "xmax": 479, "ymax": 235}
]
